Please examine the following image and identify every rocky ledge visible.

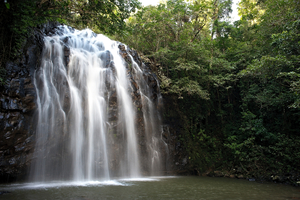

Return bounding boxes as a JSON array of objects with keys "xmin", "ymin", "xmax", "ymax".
[{"xmin": 0, "ymin": 22, "xmax": 62, "ymax": 182}]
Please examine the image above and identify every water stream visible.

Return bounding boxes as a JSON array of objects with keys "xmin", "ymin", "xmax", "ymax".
[{"xmin": 30, "ymin": 25, "xmax": 165, "ymax": 182}]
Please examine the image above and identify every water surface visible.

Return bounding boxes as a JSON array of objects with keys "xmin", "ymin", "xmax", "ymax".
[{"xmin": 0, "ymin": 176, "xmax": 299, "ymax": 200}]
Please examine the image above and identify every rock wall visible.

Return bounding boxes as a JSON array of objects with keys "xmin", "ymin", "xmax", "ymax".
[
  {"xmin": 0, "ymin": 22, "xmax": 66, "ymax": 182},
  {"xmin": 161, "ymin": 95, "xmax": 189, "ymax": 175},
  {"xmin": 0, "ymin": 22, "xmax": 175, "ymax": 182}
]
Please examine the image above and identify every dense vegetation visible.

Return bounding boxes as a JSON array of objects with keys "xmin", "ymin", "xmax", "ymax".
[
  {"xmin": 0, "ymin": 0, "xmax": 140, "ymax": 84},
  {"xmin": 116, "ymin": 0, "xmax": 300, "ymax": 180},
  {"xmin": 1, "ymin": 0, "xmax": 299, "ymax": 182}
]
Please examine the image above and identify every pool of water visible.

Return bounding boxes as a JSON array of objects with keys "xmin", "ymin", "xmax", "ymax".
[{"xmin": 0, "ymin": 176, "xmax": 299, "ymax": 200}]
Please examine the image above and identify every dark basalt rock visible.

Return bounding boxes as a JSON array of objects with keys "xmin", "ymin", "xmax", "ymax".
[
  {"xmin": 0, "ymin": 22, "xmax": 170, "ymax": 182},
  {"xmin": 0, "ymin": 22, "xmax": 62, "ymax": 183}
]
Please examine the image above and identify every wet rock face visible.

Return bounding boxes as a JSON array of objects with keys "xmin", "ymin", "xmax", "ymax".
[
  {"xmin": 0, "ymin": 22, "xmax": 61, "ymax": 182},
  {"xmin": 0, "ymin": 22, "xmax": 168, "ymax": 181},
  {"xmin": 0, "ymin": 61, "xmax": 37, "ymax": 182},
  {"xmin": 110, "ymin": 43, "xmax": 167, "ymax": 176}
]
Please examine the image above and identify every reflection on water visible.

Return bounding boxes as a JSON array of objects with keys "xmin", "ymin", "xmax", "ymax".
[{"xmin": 0, "ymin": 176, "xmax": 299, "ymax": 200}]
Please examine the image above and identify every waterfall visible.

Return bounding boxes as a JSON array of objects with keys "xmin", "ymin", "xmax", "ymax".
[{"xmin": 29, "ymin": 25, "xmax": 167, "ymax": 182}]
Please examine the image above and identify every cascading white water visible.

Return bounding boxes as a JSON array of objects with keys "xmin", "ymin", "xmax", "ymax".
[
  {"xmin": 30, "ymin": 25, "xmax": 166, "ymax": 182},
  {"xmin": 129, "ymin": 56, "xmax": 164, "ymax": 175}
]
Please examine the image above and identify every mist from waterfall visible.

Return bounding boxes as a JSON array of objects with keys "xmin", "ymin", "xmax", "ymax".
[{"xmin": 30, "ymin": 25, "xmax": 166, "ymax": 182}]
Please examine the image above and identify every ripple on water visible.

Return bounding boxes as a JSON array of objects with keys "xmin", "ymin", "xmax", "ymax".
[
  {"xmin": 0, "ymin": 176, "xmax": 299, "ymax": 200},
  {"xmin": 2, "ymin": 180, "xmax": 127, "ymax": 190}
]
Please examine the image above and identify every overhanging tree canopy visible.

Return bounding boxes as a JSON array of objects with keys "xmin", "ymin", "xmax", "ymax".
[{"xmin": 0, "ymin": 0, "xmax": 141, "ymax": 83}]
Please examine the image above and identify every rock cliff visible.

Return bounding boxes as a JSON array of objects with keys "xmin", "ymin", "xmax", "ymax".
[{"xmin": 0, "ymin": 22, "xmax": 173, "ymax": 182}]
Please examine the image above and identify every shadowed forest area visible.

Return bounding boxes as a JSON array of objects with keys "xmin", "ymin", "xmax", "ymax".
[{"xmin": 115, "ymin": 0, "xmax": 300, "ymax": 181}]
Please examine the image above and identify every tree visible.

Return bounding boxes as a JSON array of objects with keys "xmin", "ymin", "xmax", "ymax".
[
  {"xmin": 224, "ymin": 0, "xmax": 300, "ymax": 177},
  {"xmin": 0, "ymin": 0, "xmax": 140, "ymax": 84},
  {"xmin": 121, "ymin": 0, "xmax": 300, "ymax": 179}
]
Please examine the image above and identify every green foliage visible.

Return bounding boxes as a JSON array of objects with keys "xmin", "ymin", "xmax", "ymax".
[
  {"xmin": 220, "ymin": 0, "xmax": 300, "ymax": 178},
  {"xmin": 225, "ymin": 131, "xmax": 300, "ymax": 176},
  {"xmin": 2, "ymin": 0, "xmax": 299, "ymax": 179},
  {"xmin": 188, "ymin": 129, "xmax": 222, "ymax": 172},
  {"xmin": 0, "ymin": 0, "xmax": 140, "ymax": 84},
  {"xmin": 118, "ymin": 0, "xmax": 300, "ymax": 178}
]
